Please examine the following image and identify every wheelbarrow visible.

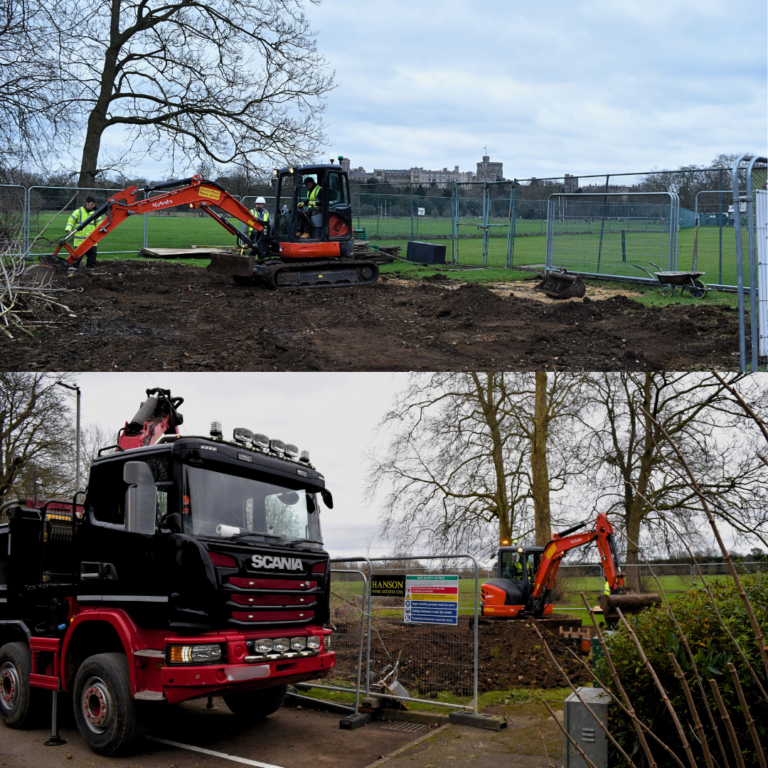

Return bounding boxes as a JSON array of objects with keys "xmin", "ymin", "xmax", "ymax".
[
  {"xmin": 632, "ymin": 262, "xmax": 708, "ymax": 298},
  {"xmin": 534, "ymin": 269, "xmax": 587, "ymax": 299}
]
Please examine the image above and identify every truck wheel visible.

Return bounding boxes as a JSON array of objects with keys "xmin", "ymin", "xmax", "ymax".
[
  {"xmin": 73, "ymin": 653, "xmax": 145, "ymax": 756},
  {"xmin": 224, "ymin": 684, "xmax": 288, "ymax": 720},
  {"xmin": 0, "ymin": 642, "xmax": 42, "ymax": 728}
]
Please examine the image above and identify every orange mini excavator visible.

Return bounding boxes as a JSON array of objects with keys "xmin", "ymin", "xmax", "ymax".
[
  {"xmin": 481, "ymin": 513, "xmax": 628, "ymax": 619},
  {"xmin": 50, "ymin": 164, "xmax": 383, "ymax": 288}
]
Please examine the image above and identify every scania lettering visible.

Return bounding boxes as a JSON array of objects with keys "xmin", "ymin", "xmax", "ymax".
[
  {"xmin": 251, "ymin": 556, "xmax": 303, "ymax": 570},
  {"xmin": 0, "ymin": 389, "xmax": 335, "ymax": 756}
]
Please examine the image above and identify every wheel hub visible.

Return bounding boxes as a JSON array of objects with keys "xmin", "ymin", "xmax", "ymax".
[
  {"xmin": 0, "ymin": 663, "xmax": 19, "ymax": 710},
  {"xmin": 82, "ymin": 679, "xmax": 112, "ymax": 733}
]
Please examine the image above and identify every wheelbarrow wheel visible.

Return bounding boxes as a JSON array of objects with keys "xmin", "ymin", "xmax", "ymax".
[
  {"xmin": 659, "ymin": 284, "xmax": 675, "ymax": 298},
  {"xmin": 687, "ymin": 279, "xmax": 707, "ymax": 299}
]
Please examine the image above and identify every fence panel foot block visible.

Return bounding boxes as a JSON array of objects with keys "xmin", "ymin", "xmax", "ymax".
[{"xmin": 448, "ymin": 712, "xmax": 507, "ymax": 730}]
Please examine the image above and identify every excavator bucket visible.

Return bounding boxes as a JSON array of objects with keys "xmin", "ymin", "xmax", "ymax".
[
  {"xmin": 207, "ymin": 251, "xmax": 254, "ymax": 278},
  {"xmin": 534, "ymin": 269, "xmax": 586, "ymax": 299}
]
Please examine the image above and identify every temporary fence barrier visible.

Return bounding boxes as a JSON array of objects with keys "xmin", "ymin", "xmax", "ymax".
[
  {"xmin": 26, "ymin": 186, "xmax": 143, "ymax": 258},
  {"xmin": 692, "ymin": 188, "xmax": 740, "ymax": 287},
  {"xmin": 143, "ymin": 185, "xmax": 243, "ymax": 252},
  {"xmin": 733, "ymin": 154, "xmax": 768, "ymax": 372},
  {"xmin": 301, "ymin": 554, "xmax": 479, "ymax": 714},
  {"xmin": 451, "ymin": 181, "xmax": 514, "ymax": 267},
  {"xmin": 545, "ymin": 192, "xmax": 680, "ymax": 281},
  {"xmin": 0, "ymin": 184, "xmax": 27, "ymax": 255}
]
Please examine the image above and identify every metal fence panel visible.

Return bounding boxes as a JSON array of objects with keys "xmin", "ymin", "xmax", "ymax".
[
  {"xmin": 545, "ymin": 192, "xmax": 679, "ymax": 280},
  {"xmin": 0, "ymin": 184, "xmax": 27, "ymax": 255},
  {"xmin": 303, "ymin": 555, "xmax": 479, "ymax": 713},
  {"xmin": 734, "ymin": 154, "xmax": 768, "ymax": 372},
  {"xmin": 27, "ymin": 186, "xmax": 142, "ymax": 258},
  {"xmin": 144, "ymin": 186, "xmax": 242, "ymax": 251},
  {"xmin": 452, "ymin": 181, "xmax": 513, "ymax": 267}
]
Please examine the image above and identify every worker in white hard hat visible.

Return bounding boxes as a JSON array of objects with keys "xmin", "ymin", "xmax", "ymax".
[{"xmin": 248, "ymin": 197, "xmax": 270, "ymax": 241}]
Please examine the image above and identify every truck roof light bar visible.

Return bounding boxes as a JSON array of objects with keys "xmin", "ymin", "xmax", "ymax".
[
  {"xmin": 253, "ymin": 434, "xmax": 269, "ymax": 451},
  {"xmin": 284, "ymin": 444, "xmax": 299, "ymax": 459},
  {"xmin": 269, "ymin": 439, "xmax": 286, "ymax": 455},
  {"xmin": 233, "ymin": 428, "xmax": 253, "ymax": 445}
]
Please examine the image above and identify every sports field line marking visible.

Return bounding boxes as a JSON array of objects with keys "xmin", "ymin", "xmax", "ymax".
[{"xmin": 148, "ymin": 736, "xmax": 286, "ymax": 768}]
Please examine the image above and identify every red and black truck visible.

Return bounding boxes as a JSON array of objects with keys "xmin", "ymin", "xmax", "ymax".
[{"xmin": 0, "ymin": 388, "xmax": 335, "ymax": 755}]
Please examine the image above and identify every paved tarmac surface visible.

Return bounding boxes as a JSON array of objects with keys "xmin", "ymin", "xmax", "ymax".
[{"xmin": 0, "ymin": 697, "xmax": 420, "ymax": 768}]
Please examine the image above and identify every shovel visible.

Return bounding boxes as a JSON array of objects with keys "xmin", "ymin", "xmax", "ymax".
[{"xmin": 534, "ymin": 269, "xmax": 586, "ymax": 300}]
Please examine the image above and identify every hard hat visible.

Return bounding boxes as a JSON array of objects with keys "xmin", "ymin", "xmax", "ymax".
[{"xmin": 255, "ymin": 197, "xmax": 266, "ymax": 205}]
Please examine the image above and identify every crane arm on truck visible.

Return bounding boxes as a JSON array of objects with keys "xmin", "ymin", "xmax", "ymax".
[
  {"xmin": 51, "ymin": 176, "xmax": 265, "ymax": 264},
  {"xmin": 116, "ymin": 388, "xmax": 185, "ymax": 450}
]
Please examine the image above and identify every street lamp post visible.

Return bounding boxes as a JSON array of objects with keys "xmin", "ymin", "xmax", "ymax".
[{"xmin": 57, "ymin": 382, "xmax": 81, "ymax": 494}]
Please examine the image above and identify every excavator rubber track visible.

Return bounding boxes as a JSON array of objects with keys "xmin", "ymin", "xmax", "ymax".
[{"xmin": 263, "ymin": 260, "xmax": 380, "ymax": 289}]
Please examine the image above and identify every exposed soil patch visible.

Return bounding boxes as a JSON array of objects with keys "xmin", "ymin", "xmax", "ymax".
[
  {"xmin": 333, "ymin": 617, "xmax": 591, "ymax": 695},
  {"xmin": 0, "ymin": 260, "xmax": 740, "ymax": 371}
]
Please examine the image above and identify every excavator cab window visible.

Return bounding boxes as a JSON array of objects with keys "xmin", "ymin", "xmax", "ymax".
[
  {"xmin": 500, "ymin": 550, "xmax": 525, "ymax": 581},
  {"xmin": 275, "ymin": 172, "xmax": 296, "ymax": 238},
  {"xmin": 327, "ymin": 171, "xmax": 348, "ymax": 207}
]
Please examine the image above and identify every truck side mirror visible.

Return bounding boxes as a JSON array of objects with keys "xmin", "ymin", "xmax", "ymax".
[
  {"xmin": 320, "ymin": 489, "xmax": 333, "ymax": 510},
  {"xmin": 124, "ymin": 461, "xmax": 157, "ymax": 535}
]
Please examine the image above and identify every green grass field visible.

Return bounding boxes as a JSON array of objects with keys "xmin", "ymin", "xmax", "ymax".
[{"xmin": 26, "ymin": 208, "xmax": 749, "ymax": 291}]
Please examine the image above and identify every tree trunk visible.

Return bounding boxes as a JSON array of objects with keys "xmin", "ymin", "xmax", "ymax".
[
  {"xmin": 623, "ymin": 374, "xmax": 655, "ymax": 592},
  {"xmin": 77, "ymin": 1, "xmax": 122, "ymax": 189},
  {"xmin": 531, "ymin": 371, "xmax": 552, "ymax": 546}
]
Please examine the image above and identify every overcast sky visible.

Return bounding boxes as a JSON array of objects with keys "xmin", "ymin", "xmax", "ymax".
[
  {"xmin": 73, "ymin": 372, "xmax": 403, "ymax": 560},
  {"xmin": 302, "ymin": 0, "xmax": 767, "ymax": 178},
  {"xmin": 98, "ymin": 0, "xmax": 766, "ymax": 182}
]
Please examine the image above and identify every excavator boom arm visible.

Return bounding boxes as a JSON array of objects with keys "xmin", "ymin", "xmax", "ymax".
[
  {"xmin": 53, "ymin": 176, "xmax": 265, "ymax": 263},
  {"xmin": 531, "ymin": 513, "xmax": 625, "ymax": 600}
]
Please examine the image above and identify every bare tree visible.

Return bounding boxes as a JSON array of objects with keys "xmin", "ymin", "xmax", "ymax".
[
  {"xmin": 367, "ymin": 373, "xmax": 584, "ymax": 557},
  {"xmin": 0, "ymin": 0, "xmax": 75, "ymax": 166},
  {"xmin": 0, "ymin": 373, "xmax": 76, "ymax": 502},
  {"xmin": 45, "ymin": 0, "xmax": 336, "ymax": 188},
  {"xmin": 579, "ymin": 373, "xmax": 768, "ymax": 590}
]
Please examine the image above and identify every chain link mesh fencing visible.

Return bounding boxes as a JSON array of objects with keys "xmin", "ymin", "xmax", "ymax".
[
  {"xmin": 452, "ymin": 182, "xmax": 514, "ymax": 267},
  {"xmin": 0, "ymin": 185, "xmax": 27, "ymax": 256},
  {"xmin": 545, "ymin": 192, "xmax": 680, "ymax": 280},
  {"xmin": 27, "ymin": 186, "xmax": 142, "ymax": 258},
  {"xmin": 301, "ymin": 555, "xmax": 479, "ymax": 713},
  {"xmin": 143, "ymin": 186, "xmax": 243, "ymax": 251}
]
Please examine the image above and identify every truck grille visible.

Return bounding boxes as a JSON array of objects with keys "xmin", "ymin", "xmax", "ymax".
[{"xmin": 226, "ymin": 574, "xmax": 322, "ymax": 626}]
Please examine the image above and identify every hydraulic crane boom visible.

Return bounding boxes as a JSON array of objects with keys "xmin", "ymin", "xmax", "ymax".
[
  {"xmin": 52, "ymin": 176, "xmax": 264, "ymax": 264},
  {"xmin": 116, "ymin": 388, "xmax": 185, "ymax": 450}
]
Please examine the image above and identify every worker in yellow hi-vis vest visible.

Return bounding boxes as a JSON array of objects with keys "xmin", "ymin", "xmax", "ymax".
[
  {"xmin": 297, "ymin": 177, "xmax": 322, "ymax": 239},
  {"xmin": 64, "ymin": 197, "xmax": 106, "ymax": 277}
]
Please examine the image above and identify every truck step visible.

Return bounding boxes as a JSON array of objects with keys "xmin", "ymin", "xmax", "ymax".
[{"xmin": 135, "ymin": 690, "xmax": 166, "ymax": 700}]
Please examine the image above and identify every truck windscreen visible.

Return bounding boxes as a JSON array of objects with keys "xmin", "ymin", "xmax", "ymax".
[{"xmin": 183, "ymin": 466, "xmax": 321, "ymax": 543}]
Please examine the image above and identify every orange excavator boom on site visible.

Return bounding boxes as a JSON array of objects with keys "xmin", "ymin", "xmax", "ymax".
[
  {"xmin": 481, "ymin": 513, "xmax": 626, "ymax": 619},
  {"xmin": 52, "ymin": 176, "xmax": 264, "ymax": 264},
  {"xmin": 49, "ymin": 164, "xmax": 384, "ymax": 289}
]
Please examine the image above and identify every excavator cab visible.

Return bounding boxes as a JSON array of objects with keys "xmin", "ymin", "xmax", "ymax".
[
  {"xmin": 483, "ymin": 545, "xmax": 548, "ymax": 619},
  {"xmin": 273, "ymin": 164, "xmax": 354, "ymax": 248}
]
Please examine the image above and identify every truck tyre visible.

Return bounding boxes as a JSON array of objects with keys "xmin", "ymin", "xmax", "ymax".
[
  {"xmin": 224, "ymin": 684, "xmax": 288, "ymax": 720},
  {"xmin": 73, "ymin": 653, "xmax": 145, "ymax": 756},
  {"xmin": 0, "ymin": 642, "xmax": 42, "ymax": 728}
]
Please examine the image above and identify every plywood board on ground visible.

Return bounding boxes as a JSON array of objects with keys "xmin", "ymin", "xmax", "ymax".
[{"xmin": 140, "ymin": 247, "xmax": 237, "ymax": 258}]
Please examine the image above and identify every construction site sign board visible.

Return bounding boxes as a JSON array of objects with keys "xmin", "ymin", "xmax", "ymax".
[
  {"xmin": 404, "ymin": 574, "xmax": 459, "ymax": 625},
  {"xmin": 370, "ymin": 575, "xmax": 405, "ymax": 597}
]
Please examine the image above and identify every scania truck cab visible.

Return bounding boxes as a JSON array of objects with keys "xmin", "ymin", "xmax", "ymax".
[{"xmin": 0, "ymin": 389, "xmax": 335, "ymax": 755}]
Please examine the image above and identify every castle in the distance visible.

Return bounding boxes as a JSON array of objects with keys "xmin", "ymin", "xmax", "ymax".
[{"xmin": 340, "ymin": 152, "xmax": 504, "ymax": 188}]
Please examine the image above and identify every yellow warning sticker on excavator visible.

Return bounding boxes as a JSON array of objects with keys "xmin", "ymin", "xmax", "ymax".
[
  {"xmin": 199, "ymin": 186, "xmax": 221, "ymax": 201},
  {"xmin": 544, "ymin": 544, "xmax": 557, "ymax": 560}
]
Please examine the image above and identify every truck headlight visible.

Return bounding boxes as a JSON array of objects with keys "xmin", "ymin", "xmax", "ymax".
[
  {"xmin": 306, "ymin": 636, "xmax": 322, "ymax": 650},
  {"xmin": 254, "ymin": 638, "xmax": 273, "ymax": 653},
  {"xmin": 290, "ymin": 637, "xmax": 306, "ymax": 650},
  {"xmin": 273, "ymin": 638, "xmax": 290, "ymax": 652},
  {"xmin": 168, "ymin": 644, "xmax": 223, "ymax": 664}
]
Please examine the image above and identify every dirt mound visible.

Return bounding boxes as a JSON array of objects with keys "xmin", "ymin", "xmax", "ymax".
[
  {"xmin": 331, "ymin": 617, "xmax": 592, "ymax": 696},
  {"xmin": 0, "ymin": 260, "xmax": 741, "ymax": 371}
]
